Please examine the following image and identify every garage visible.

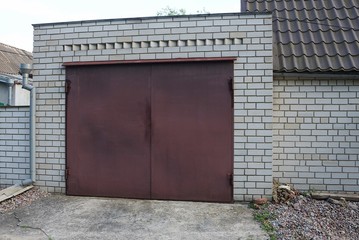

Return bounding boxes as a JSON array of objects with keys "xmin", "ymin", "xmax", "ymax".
[
  {"xmin": 28, "ymin": 13, "xmax": 273, "ymax": 201},
  {"xmin": 65, "ymin": 60, "xmax": 234, "ymax": 202}
]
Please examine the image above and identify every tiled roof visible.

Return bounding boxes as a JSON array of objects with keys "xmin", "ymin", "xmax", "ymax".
[
  {"xmin": 0, "ymin": 43, "xmax": 32, "ymax": 75},
  {"xmin": 242, "ymin": 0, "xmax": 359, "ymax": 72}
]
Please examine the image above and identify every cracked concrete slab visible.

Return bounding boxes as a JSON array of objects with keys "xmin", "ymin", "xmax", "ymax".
[{"xmin": 0, "ymin": 195, "xmax": 268, "ymax": 240}]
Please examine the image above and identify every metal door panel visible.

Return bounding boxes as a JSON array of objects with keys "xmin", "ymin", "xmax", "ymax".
[
  {"xmin": 66, "ymin": 64, "xmax": 151, "ymax": 198},
  {"xmin": 67, "ymin": 61, "xmax": 233, "ymax": 202},
  {"xmin": 150, "ymin": 61, "xmax": 233, "ymax": 202}
]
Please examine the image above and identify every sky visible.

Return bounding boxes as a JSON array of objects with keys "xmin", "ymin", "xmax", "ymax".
[{"xmin": 1, "ymin": 0, "xmax": 241, "ymax": 52}]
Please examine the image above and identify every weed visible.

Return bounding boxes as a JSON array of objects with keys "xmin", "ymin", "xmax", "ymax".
[
  {"xmin": 248, "ymin": 202, "xmax": 256, "ymax": 209},
  {"xmin": 301, "ymin": 186, "xmax": 316, "ymax": 197},
  {"xmin": 253, "ymin": 206, "xmax": 277, "ymax": 240},
  {"xmin": 248, "ymin": 202, "xmax": 269, "ymax": 210}
]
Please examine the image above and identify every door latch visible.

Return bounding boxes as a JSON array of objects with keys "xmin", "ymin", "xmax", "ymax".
[
  {"xmin": 227, "ymin": 173, "xmax": 233, "ymax": 186},
  {"xmin": 65, "ymin": 168, "xmax": 70, "ymax": 180},
  {"xmin": 228, "ymin": 77, "xmax": 234, "ymax": 108},
  {"xmin": 65, "ymin": 79, "xmax": 72, "ymax": 94}
]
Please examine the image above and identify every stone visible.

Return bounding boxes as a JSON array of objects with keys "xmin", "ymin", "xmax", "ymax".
[{"xmin": 254, "ymin": 197, "xmax": 268, "ymax": 205}]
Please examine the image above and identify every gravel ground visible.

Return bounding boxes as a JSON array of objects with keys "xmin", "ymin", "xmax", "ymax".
[
  {"xmin": 256, "ymin": 195, "xmax": 359, "ymax": 240},
  {"xmin": 0, "ymin": 187, "xmax": 50, "ymax": 213}
]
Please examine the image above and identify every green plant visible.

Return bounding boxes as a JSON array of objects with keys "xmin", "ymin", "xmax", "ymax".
[
  {"xmin": 301, "ymin": 186, "xmax": 316, "ymax": 197},
  {"xmin": 253, "ymin": 208, "xmax": 277, "ymax": 240},
  {"xmin": 156, "ymin": 6, "xmax": 187, "ymax": 16},
  {"xmin": 254, "ymin": 210, "xmax": 274, "ymax": 231},
  {"xmin": 248, "ymin": 202, "xmax": 256, "ymax": 209},
  {"xmin": 248, "ymin": 202, "xmax": 269, "ymax": 209},
  {"xmin": 156, "ymin": 6, "xmax": 209, "ymax": 16}
]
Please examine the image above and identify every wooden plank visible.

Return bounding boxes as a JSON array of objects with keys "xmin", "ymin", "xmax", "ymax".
[
  {"xmin": 0, "ymin": 185, "xmax": 33, "ymax": 203},
  {"xmin": 311, "ymin": 192, "xmax": 359, "ymax": 202}
]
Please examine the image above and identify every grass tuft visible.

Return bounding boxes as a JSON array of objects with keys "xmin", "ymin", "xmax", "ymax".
[{"xmin": 252, "ymin": 206, "xmax": 277, "ymax": 240}]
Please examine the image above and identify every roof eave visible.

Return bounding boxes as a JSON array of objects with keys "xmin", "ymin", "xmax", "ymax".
[{"xmin": 274, "ymin": 71, "xmax": 359, "ymax": 79}]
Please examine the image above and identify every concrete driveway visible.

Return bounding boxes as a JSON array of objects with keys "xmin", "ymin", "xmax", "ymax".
[{"xmin": 0, "ymin": 195, "xmax": 268, "ymax": 240}]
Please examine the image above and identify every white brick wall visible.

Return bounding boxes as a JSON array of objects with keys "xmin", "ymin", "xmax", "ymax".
[
  {"xmin": 30, "ymin": 13, "xmax": 273, "ymax": 200},
  {"xmin": 0, "ymin": 107, "xmax": 30, "ymax": 187},
  {"xmin": 273, "ymin": 76, "xmax": 359, "ymax": 192},
  {"xmin": 9, "ymin": 13, "xmax": 359, "ymax": 199}
]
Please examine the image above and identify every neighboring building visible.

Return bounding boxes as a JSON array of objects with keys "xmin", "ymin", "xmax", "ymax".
[
  {"xmin": 0, "ymin": 42, "xmax": 32, "ymax": 106},
  {"xmin": 243, "ymin": 0, "xmax": 359, "ymax": 192}
]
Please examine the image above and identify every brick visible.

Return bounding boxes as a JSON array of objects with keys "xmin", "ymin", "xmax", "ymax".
[
  {"xmin": 180, "ymin": 21, "xmax": 196, "ymax": 27},
  {"xmin": 213, "ymin": 20, "xmax": 230, "ymax": 26},
  {"xmin": 21, "ymin": 14, "xmax": 277, "ymax": 200},
  {"xmin": 197, "ymin": 21, "xmax": 213, "ymax": 27},
  {"xmin": 247, "ymin": 189, "xmax": 264, "ymax": 195}
]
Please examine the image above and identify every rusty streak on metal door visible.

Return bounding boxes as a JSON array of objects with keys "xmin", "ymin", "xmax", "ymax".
[
  {"xmin": 150, "ymin": 61, "xmax": 233, "ymax": 202},
  {"xmin": 66, "ymin": 64, "xmax": 151, "ymax": 199}
]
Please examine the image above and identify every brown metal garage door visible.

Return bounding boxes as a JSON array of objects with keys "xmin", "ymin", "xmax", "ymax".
[{"xmin": 66, "ymin": 60, "xmax": 233, "ymax": 202}]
